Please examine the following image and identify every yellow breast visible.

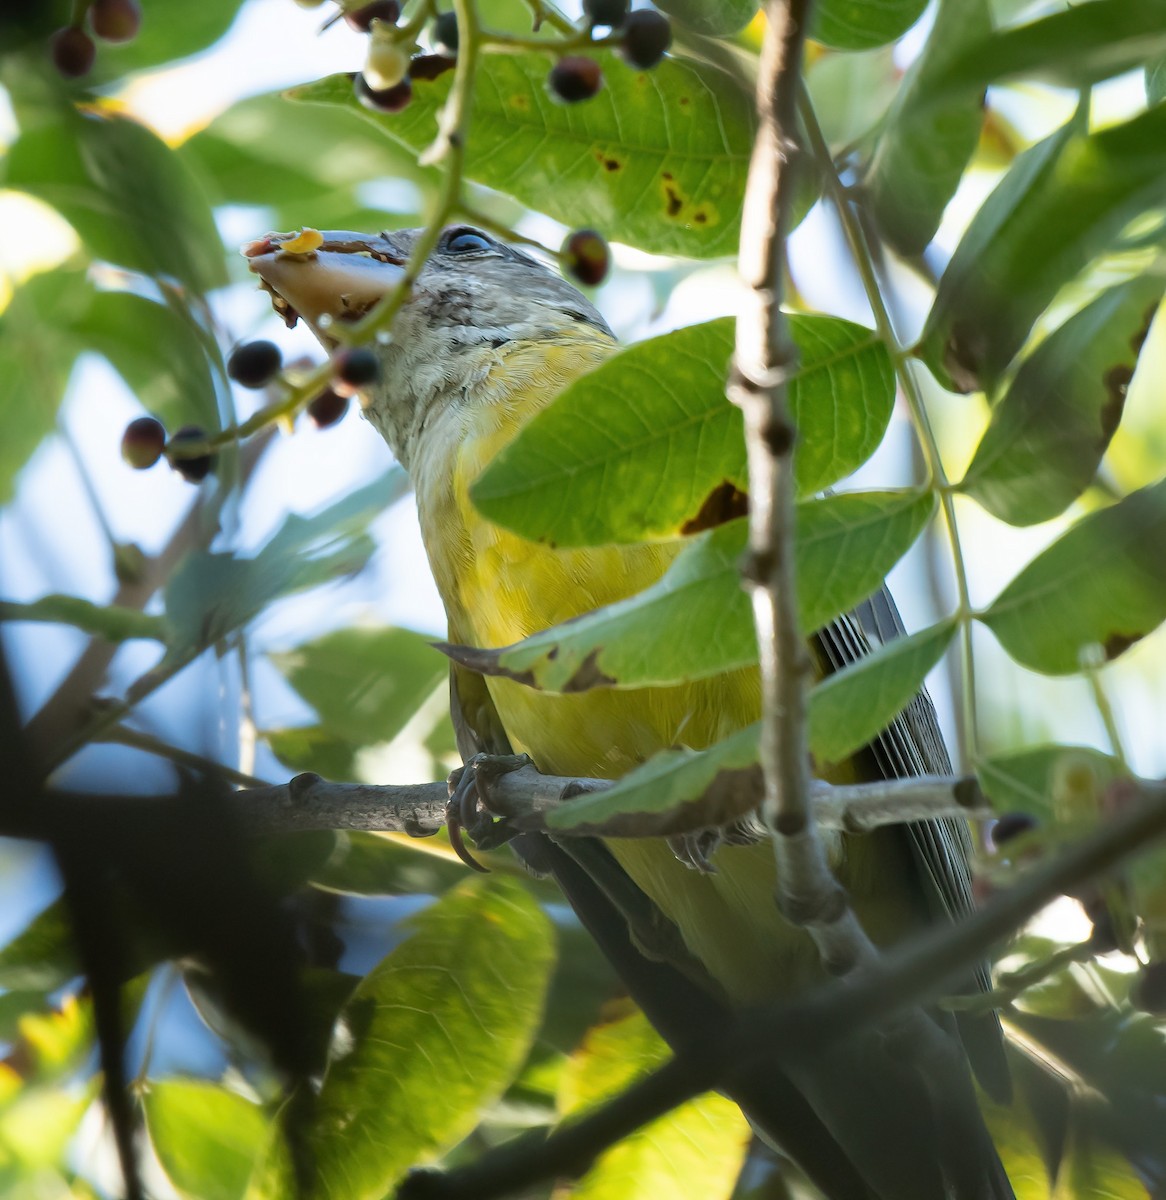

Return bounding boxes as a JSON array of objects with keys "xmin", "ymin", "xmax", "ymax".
[{"xmin": 411, "ymin": 331, "xmax": 920, "ymax": 1004}]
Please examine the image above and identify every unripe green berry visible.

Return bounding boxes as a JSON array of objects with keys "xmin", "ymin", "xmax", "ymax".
[
  {"xmin": 620, "ymin": 8, "xmax": 671, "ymax": 69},
  {"xmin": 227, "ymin": 340, "xmax": 282, "ymax": 388},
  {"xmin": 364, "ymin": 35, "xmax": 409, "ymax": 91},
  {"xmin": 547, "ymin": 56, "xmax": 604, "ymax": 104},
  {"xmin": 562, "ymin": 229, "xmax": 610, "ymax": 287},
  {"xmin": 121, "ymin": 417, "xmax": 166, "ymax": 469}
]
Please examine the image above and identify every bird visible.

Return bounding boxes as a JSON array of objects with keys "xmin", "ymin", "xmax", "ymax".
[{"xmin": 245, "ymin": 223, "xmax": 1015, "ymax": 1200}]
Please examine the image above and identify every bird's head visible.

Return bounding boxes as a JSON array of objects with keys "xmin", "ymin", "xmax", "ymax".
[{"xmin": 244, "ymin": 225, "xmax": 613, "ymax": 467}]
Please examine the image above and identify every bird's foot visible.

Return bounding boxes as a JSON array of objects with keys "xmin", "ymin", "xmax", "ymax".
[{"xmin": 445, "ymin": 753, "xmax": 533, "ymax": 872}]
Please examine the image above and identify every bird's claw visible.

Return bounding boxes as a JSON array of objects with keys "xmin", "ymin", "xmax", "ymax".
[{"xmin": 444, "ymin": 753, "xmax": 532, "ymax": 872}]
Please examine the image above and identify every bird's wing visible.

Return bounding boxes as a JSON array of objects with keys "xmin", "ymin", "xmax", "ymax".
[{"xmin": 815, "ymin": 587, "xmax": 1011, "ymax": 1102}]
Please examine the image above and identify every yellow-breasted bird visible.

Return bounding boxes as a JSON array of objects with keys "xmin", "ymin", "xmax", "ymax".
[{"xmin": 246, "ymin": 225, "xmax": 1014, "ymax": 1200}]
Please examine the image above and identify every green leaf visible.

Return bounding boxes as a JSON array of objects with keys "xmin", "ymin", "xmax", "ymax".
[
  {"xmin": 546, "ymin": 721, "xmax": 761, "ymax": 836},
  {"xmin": 67, "ymin": 290, "xmax": 219, "ymax": 430},
  {"xmin": 653, "ymin": 0, "xmax": 758, "ymax": 35},
  {"xmin": 269, "ymin": 627, "xmax": 447, "ymax": 749},
  {"xmin": 960, "ymin": 275, "xmax": 1165, "ymax": 525},
  {"xmin": 263, "ymin": 724, "xmax": 363, "ymax": 783},
  {"xmin": 296, "ymin": 876, "xmax": 554, "ymax": 1200},
  {"xmin": 921, "ymin": 104, "xmax": 1166, "ymax": 391},
  {"xmin": 291, "ymin": 54, "xmax": 756, "ymax": 258},
  {"xmin": 143, "ymin": 1080, "xmax": 266, "ymax": 1200},
  {"xmin": 4, "ymin": 109, "xmax": 226, "ymax": 293},
  {"xmin": 164, "ymin": 469, "xmax": 407, "ymax": 653},
  {"xmin": 559, "ymin": 1010, "xmax": 750, "ymax": 1200},
  {"xmin": 1149, "ymin": 56, "xmax": 1166, "ymax": 104},
  {"xmin": 0, "ymin": 265, "xmax": 90, "ymax": 505},
  {"xmin": 458, "ymin": 490, "xmax": 933, "ymax": 693},
  {"xmin": 976, "ymin": 745, "xmax": 1125, "ymax": 823},
  {"xmin": 979, "ymin": 478, "xmax": 1166, "ymax": 674},
  {"xmin": 864, "ymin": 0, "xmax": 991, "ymax": 256},
  {"xmin": 807, "ymin": 616, "xmax": 958, "ymax": 765},
  {"xmin": 1008, "ymin": 1010, "xmax": 1166, "ymax": 1182},
  {"xmin": 805, "ymin": 46, "xmax": 899, "ymax": 149},
  {"xmin": 471, "ymin": 316, "xmax": 895, "ymax": 546},
  {"xmin": 89, "ymin": 0, "xmax": 246, "ymax": 80},
  {"xmin": 179, "ymin": 91, "xmax": 431, "ymax": 236},
  {"xmin": 0, "ymin": 901, "xmax": 77, "ymax": 994},
  {"xmin": 810, "ymin": 0, "xmax": 928, "ymax": 50},
  {"xmin": 0, "ymin": 595, "xmax": 166, "ymax": 644},
  {"xmin": 309, "ymin": 832, "xmax": 469, "ymax": 896},
  {"xmin": 925, "ymin": 1, "xmax": 1166, "ymax": 100}
]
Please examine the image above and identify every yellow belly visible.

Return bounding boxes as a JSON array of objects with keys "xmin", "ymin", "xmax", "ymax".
[{"xmin": 413, "ymin": 336, "xmax": 921, "ymax": 1005}]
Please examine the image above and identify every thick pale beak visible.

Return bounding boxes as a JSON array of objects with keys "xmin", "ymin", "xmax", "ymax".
[{"xmin": 242, "ymin": 229, "xmax": 405, "ymax": 340}]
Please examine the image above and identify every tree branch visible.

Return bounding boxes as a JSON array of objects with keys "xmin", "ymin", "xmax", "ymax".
[{"xmin": 728, "ymin": 0, "xmax": 878, "ymax": 978}]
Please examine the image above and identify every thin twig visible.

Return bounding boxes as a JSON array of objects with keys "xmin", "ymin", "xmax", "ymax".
[{"xmin": 798, "ymin": 87, "xmax": 981, "ymax": 765}]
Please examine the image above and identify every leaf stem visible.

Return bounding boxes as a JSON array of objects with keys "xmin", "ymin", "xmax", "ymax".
[{"xmin": 798, "ymin": 85, "xmax": 981, "ymax": 766}]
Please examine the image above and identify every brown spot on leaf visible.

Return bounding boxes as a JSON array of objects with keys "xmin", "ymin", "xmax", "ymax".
[
  {"xmin": 664, "ymin": 183, "xmax": 683, "ymax": 216},
  {"xmin": 680, "ymin": 481, "xmax": 750, "ymax": 534},
  {"xmin": 563, "ymin": 649, "xmax": 616, "ymax": 693},
  {"xmin": 679, "ymin": 96, "xmax": 690, "ymax": 106},
  {"xmin": 604, "ymin": 158, "xmax": 620, "ymax": 171},
  {"xmin": 662, "ymin": 171, "xmax": 673, "ymax": 181},
  {"xmin": 434, "ymin": 641, "xmax": 538, "ymax": 688},
  {"xmin": 693, "ymin": 211, "xmax": 708, "ymax": 224},
  {"xmin": 1099, "ymin": 364, "xmax": 1130, "ymax": 445},
  {"xmin": 1103, "ymin": 631, "xmax": 1143, "ymax": 661},
  {"xmin": 509, "ymin": 93, "xmax": 531, "ymax": 110}
]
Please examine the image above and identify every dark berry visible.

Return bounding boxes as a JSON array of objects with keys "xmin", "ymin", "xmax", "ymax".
[
  {"xmin": 332, "ymin": 346, "xmax": 381, "ymax": 395},
  {"xmin": 1132, "ymin": 962, "xmax": 1166, "ymax": 1014},
  {"xmin": 990, "ymin": 811, "xmax": 1037, "ymax": 849},
  {"xmin": 583, "ymin": 0, "xmax": 628, "ymax": 27},
  {"xmin": 90, "ymin": 0, "xmax": 141, "ymax": 42},
  {"xmin": 432, "ymin": 11, "xmax": 458, "ymax": 53},
  {"xmin": 409, "ymin": 53, "xmax": 456, "ymax": 81},
  {"xmin": 50, "ymin": 25, "xmax": 96, "ymax": 77},
  {"xmin": 562, "ymin": 229, "xmax": 610, "ymax": 287},
  {"xmin": 308, "ymin": 387, "xmax": 350, "ymax": 428},
  {"xmin": 620, "ymin": 9, "xmax": 671, "ymax": 69},
  {"xmin": 355, "ymin": 72, "xmax": 413, "ymax": 113},
  {"xmin": 344, "ymin": 0, "xmax": 401, "ymax": 32},
  {"xmin": 227, "ymin": 339, "xmax": 282, "ymax": 388},
  {"xmin": 548, "ymin": 56, "xmax": 604, "ymax": 104},
  {"xmin": 168, "ymin": 426, "xmax": 215, "ymax": 483},
  {"xmin": 120, "ymin": 417, "xmax": 166, "ymax": 469},
  {"xmin": 1083, "ymin": 895, "xmax": 1119, "ymax": 953}
]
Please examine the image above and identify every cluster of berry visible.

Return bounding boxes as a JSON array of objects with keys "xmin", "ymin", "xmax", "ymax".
[
  {"xmin": 339, "ymin": 0, "xmax": 672, "ymax": 114},
  {"xmin": 50, "ymin": 0, "xmax": 142, "ymax": 78},
  {"xmin": 121, "ymin": 343, "xmax": 381, "ymax": 482}
]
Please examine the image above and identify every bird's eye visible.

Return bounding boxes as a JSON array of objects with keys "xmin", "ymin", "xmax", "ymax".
[{"xmin": 444, "ymin": 228, "xmax": 493, "ymax": 254}]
